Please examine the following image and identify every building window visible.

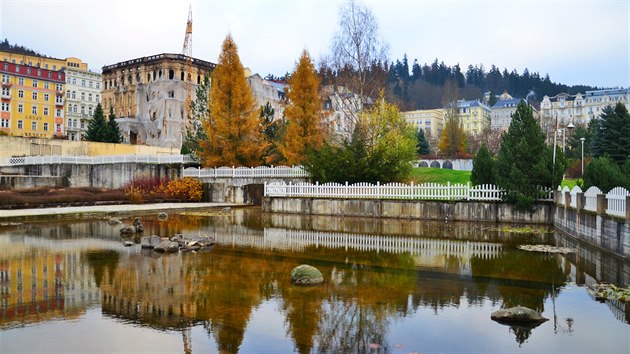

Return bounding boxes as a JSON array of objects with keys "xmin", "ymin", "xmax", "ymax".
[
  {"xmin": 96, "ymin": 94, "xmax": 100, "ymax": 103},
  {"xmin": 18, "ymin": 78, "xmax": 24, "ymax": 85},
  {"xmin": 56, "ymin": 124, "xmax": 61, "ymax": 133},
  {"xmin": 81, "ymin": 106, "xmax": 85, "ymax": 115},
  {"xmin": 96, "ymin": 82, "xmax": 100, "ymax": 89},
  {"xmin": 17, "ymin": 120, "xmax": 23, "ymax": 129},
  {"xmin": 81, "ymin": 80, "xmax": 85, "ymax": 87},
  {"xmin": 1, "ymin": 102, "xmax": 9, "ymax": 111},
  {"xmin": 88, "ymin": 93, "xmax": 92, "ymax": 101},
  {"xmin": 32, "ymin": 80, "xmax": 38, "ymax": 88},
  {"xmin": 56, "ymin": 84, "xmax": 63, "ymax": 91},
  {"xmin": 72, "ymin": 91, "xmax": 76, "ymax": 99},
  {"xmin": 32, "ymin": 92, "xmax": 38, "ymax": 100},
  {"xmin": 43, "ymin": 107, "xmax": 49, "ymax": 116},
  {"xmin": 18, "ymin": 104, "xmax": 23, "ymax": 113},
  {"xmin": 66, "ymin": 90, "xmax": 70, "ymax": 98},
  {"xmin": 44, "ymin": 93, "xmax": 49, "ymax": 102},
  {"xmin": 56, "ymin": 109, "xmax": 62, "ymax": 117},
  {"xmin": 32, "ymin": 105, "xmax": 38, "ymax": 115},
  {"xmin": 88, "ymin": 106, "xmax": 93, "ymax": 116},
  {"xmin": 43, "ymin": 122, "xmax": 48, "ymax": 131},
  {"xmin": 1, "ymin": 74, "xmax": 9, "ymax": 83},
  {"xmin": 89, "ymin": 81, "xmax": 93, "ymax": 88},
  {"xmin": 81, "ymin": 92, "xmax": 85, "ymax": 101},
  {"xmin": 80, "ymin": 120, "xmax": 85, "ymax": 129},
  {"xmin": 44, "ymin": 82, "xmax": 49, "ymax": 90},
  {"xmin": 32, "ymin": 121, "xmax": 37, "ymax": 131},
  {"xmin": 72, "ymin": 78, "xmax": 76, "ymax": 85},
  {"xmin": 0, "ymin": 119, "xmax": 9, "ymax": 128}
]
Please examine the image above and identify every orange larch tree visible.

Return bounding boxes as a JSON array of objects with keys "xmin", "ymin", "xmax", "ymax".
[
  {"xmin": 280, "ymin": 50, "xmax": 325, "ymax": 165},
  {"xmin": 199, "ymin": 34, "xmax": 266, "ymax": 167}
]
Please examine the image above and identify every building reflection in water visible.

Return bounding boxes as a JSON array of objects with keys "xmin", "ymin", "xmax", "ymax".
[{"xmin": 1, "ymin": 209, "xmax": 628, "ymax": 353}]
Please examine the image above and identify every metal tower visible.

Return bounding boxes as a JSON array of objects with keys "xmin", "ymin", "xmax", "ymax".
[{"xmin": 182, "ymin": 5, "xmax": 193, "ymax": 57}]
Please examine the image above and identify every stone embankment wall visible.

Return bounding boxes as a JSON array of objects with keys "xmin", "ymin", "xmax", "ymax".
[
  {"xmin": 0, "ymin": 163, "xmax": 181, "ymax": 189},
  {"xmin": 262, "ymin": 197, "xmax": 554, "ymax": 224},
  {"xmin": 553, "ymin": 191, "xmax": 630, "ymax": 259}
]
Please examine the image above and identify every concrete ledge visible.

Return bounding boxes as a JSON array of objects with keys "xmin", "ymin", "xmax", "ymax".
[{"xmin": 263, "ymin": 197, "xmax": 554, "ymax": 224}]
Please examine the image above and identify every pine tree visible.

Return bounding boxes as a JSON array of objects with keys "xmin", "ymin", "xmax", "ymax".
[
  {"xmin": 470, "ymin": 143, "xmax": 495, "ymax": 185},
  {"xmin": 593, "ymin": 102, "xmax": 630, "ymax": 164},
  {"xmin": 198, "ymin": 34, "xmax": 267, "ymax": 167},
  {"xmin": 495, "ymin": 101, "xmax": 563, "ymax": 210},
  {"xmin": 85, "ymin": 103, "xmax": 108, "ymax": 142},
  {"xmin": 106, "ymin": 107, "xmax": 122, "ymax": 143},
  {"xmin": 416, "ymin": 129, "xmax": 430, "ymax": 155},
  {"xmin": 280, "ymin": 50, "xmax": 325, "ymax": 165}
]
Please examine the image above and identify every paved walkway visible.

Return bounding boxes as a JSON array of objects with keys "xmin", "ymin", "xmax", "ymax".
[{"xmin": 0, "ymin": 202, "xmax": 241, "ymax": 220}]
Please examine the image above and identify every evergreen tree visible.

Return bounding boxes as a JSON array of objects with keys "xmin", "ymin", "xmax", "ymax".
[
  {"xmin": 182, "ymin": 74, "xmax": 211, "ymax": 156},
  {"xmin": 260, "ymin": 102, "xmax": 285, "ymax": 164},
  {"xmin": 199, "ymin": 34, "xmax": 267, "ymax": 167},
  {"xmin": 280, "ymin": 50, "xmax": 325, "ymax": 165},
  {"xmin": 488, "ymin": 91, "xmax": 497, "ymax": 107},
  {"xmin": 583, "ymin": 157, "xmax": 628, "ymax": 192},
  {"xmin": 470, "ymin": 143, "xmax": 496, "ymax": 185},
  {"xmin": 85, "ymin": 103, "xmax": 108, "ymax": 142},
  {"xmin": 416, "ymin": 129, "xmax": 430, "ymax": 155},
  {"xmin": 105, "ymin": 107, "xmax": 122, "ymax": 143},
  {"xmin": 592, "ymin": 102, "xmax": 630, "ymax": 164},
  {"xmin": 496, "ymin": 101, "xmax": 563, "ymax": 210}
]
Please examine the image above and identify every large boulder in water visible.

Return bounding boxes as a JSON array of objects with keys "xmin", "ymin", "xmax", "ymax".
[
  {"xmin": 291, "ymin": 264, "xmax": 324, "ymax": 285},
  {"xmin": 153, "ymin": 240, "xmax": 180, "ymax": 253},
  {"xmin": 140, "ymin": 235, "xmax": 163, "ymax": 249},
  {"xmin": 491, "ymin": 306, "xmax": 549, "ymax": 325}
]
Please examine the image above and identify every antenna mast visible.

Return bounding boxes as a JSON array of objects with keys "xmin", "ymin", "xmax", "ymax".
[{"xmin": 182, "ymin": 4, "xmax": 193, "ymax": 57}]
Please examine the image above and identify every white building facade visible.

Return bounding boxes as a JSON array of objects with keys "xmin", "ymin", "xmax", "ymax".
[{"xmin": 65, "ymin": 69, "xmax": 102, "ymax": 141}]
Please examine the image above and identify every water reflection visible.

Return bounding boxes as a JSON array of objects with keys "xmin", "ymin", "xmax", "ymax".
[{"xmin": 0, "ymin": 209, "xmax": 628, "ymax": 353}]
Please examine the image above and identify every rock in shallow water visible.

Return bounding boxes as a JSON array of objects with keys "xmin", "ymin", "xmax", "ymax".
[
  {"xmin": 491, "ymin": 306, "xmax": 548, "ymax": 324},
  {"xmin": 153, "ymin": 240, "xmax": 180, "ymax": 253},
  {"xmin": 291, "ymin": 264, "xmax": 324, "ymax": 285}
]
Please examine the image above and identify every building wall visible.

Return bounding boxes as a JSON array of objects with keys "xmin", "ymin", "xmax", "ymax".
[
  {"xmin": 101, "ymin": 54, "xmax": 214, "ymax": 148},
  {"xmin": 65, "ymin": 69, "xmax": 102, "ymax": 141},
  {"xmin": 1, "ymin": 62, "xmax": 65, "ymax": 139},
  {"xmin": 402, "ymin": 109, "xmax": 444, "ymax": 138},
  {"xmin": 247, "ymin": 74, "xmax": 284, "ymax": 121}
]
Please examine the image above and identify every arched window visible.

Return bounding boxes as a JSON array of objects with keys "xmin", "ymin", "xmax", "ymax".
[
  {"xmin": 430, "ymin": 161, "xmax": 440, "ymax": 168},
  {"xmin": 419, "ymin": 161, "xmax": 429, "ymax": 168},
  {"xmin": 169, "ymin": 69, "xmax": 174, "ymax": 80},
  {"xmin": 180, "ymin": 71, "xmax": 184, "ymax": 81},
  {"xmin": 442, "ymin": 160, "xmax": 453, "ymax": 169},
  {"xmin": 147, "ymin": 73, "xmax": 151, "ymax": 82}
]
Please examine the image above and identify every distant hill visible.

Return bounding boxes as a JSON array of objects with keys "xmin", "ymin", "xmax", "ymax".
[{"xmin": 1, "ymin": 38, "xmax": 49, "ymax": 58}]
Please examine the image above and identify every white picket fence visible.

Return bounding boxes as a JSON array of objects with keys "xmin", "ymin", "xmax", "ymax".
[
  {"xmin": 3, "ymin": 154, "xmax": 197, "ymax": 166},
  {"xmin": 265, "ymin": 181, "xmax": 554, "ymax": 202},
  {"xmin": 183, "ymin": 165, "xmax": 309, "ymax": 179},
  {"xmin": 561, "ymin": 185, "xmax": 628, "ymax": 218}
]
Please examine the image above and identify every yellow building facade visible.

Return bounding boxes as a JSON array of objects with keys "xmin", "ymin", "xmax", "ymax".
[
  {"xmin": 0, "ymin": 51, "xmax": 87, "ymax": 72},
  {"xmin": 1, "ymin": 61, "xmax": 65, "ymax": 138},
  {"xmin": 447, "ymin": 100, "xmax": 491, "ymax": 135},
  {"xmin": 402, "ymin": 109, "xmax": 445, "ymax": 138}
]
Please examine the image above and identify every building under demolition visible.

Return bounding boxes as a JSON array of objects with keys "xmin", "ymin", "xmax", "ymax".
[{"xmin": 101, "ymin": 54, "xmax": 214, "ymax": 148}]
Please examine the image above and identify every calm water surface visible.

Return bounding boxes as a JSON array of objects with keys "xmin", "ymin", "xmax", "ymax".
[{"xmin": 0, "ymin": 208, "xmax": 629, "ymax": 353}]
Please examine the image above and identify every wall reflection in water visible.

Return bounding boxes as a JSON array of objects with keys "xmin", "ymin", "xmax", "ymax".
[{"xmin": 0, "ymin": 208, "xmax": 628, "ymax": 353}]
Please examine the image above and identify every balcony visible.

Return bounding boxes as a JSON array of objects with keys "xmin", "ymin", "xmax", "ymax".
[
  {"xmin": 1, "ymin": 81, "xmax": 11, "ymax": 87},
  {"xmin": 1, "ymin": 91, "xmax": 10, "ymax": 99},
  {"xmin": 55, "ymin": 97, "xmax": 65, "ymax": 106},
  {"xmin": 55, "ymin": 90, "xmax": 64, "ymax": 96}
]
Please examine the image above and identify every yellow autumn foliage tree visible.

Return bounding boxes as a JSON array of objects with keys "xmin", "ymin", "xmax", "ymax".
[
  {"xmin": 280, "ymin": 50, "xmax": 325, "ymax": 165},
  {"xmin": 199, "ymin": 34, "xmax": 267, "ymax": 167}
]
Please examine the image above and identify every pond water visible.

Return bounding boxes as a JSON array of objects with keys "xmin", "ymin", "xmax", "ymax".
[{"xmin": 0, "ymin": 208, "xmax": 629, "ymax": 353}]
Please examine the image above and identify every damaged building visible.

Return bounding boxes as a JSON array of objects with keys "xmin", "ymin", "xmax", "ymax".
[{"xmin": 101, "ymin": 54, "xmax": 215, "ymax": 148}]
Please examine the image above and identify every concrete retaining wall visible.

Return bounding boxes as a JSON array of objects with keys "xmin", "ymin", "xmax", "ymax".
[
  {"xmin": 554, "ymin": 194, "xmax": 630, "ymax": 259},
  {"xmin": 262, "ymin": 197, "xmax": 554, "ymax": 224}
]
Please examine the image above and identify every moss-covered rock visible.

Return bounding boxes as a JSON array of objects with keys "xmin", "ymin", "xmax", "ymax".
[{"xmin": 291, "ymin": 264, "xmax": 324, "ymax": 286}]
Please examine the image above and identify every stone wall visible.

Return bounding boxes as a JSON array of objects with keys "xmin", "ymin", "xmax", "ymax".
[{"xmin": 262, "ymin": 197, "xmax": 554, "ymax": 224}]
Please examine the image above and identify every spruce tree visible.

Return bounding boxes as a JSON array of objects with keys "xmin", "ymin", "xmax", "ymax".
[
  {"xmin": 280, "ymin": 49, "xmax": 325, "ymax": 165},
  {"xmin": 85, "ymin": 103, "xmax": 108, "ymax": 142},
  {"xmin": 416, "ymin": 129, "xmax": 430, "ymax": 155},
  {"xmin": 495, "ymin": 101, "xmax": 562, "ymax": 210},
  {"xmin": 470, "ymin": 143, "xmax": 496, "ymax": 186},
  {"xmin": 593, "ymin": 102, "xmax": 630, "ymax": 164},
  {"xmin": 198, "ymin": 34, "xmax": 267, "ymax": 167},
  {"xmin": 106, "ymin": 107, "xmax": 122, "ymax": 143}
]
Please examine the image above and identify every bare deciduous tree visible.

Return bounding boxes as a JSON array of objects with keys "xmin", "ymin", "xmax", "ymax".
[{"xmin": 330, "ymin": 0, "xmax": 389, "ymax": 106}]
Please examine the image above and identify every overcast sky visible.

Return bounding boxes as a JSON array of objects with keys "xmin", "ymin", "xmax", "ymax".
[{"xmin": 1, "ymin": 0, "xmax": 628, "ymax": 88}]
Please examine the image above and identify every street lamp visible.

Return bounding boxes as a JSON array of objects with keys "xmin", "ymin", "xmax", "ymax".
[{"xmin": 580, "ymin": 137, "xmax": 585, "ymax": 176}]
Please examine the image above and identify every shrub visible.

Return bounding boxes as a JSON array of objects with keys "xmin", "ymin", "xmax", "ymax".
[
  {"xmin": 583, "ymin": 157, "xmax": 628, "ymax": 192},
  {"xmin": 125, "ymin": 186, "xmax": 145, "ymax": 204},
  {"xmin": 470, "ymin": 144, "xmax": 495, "ymax": 186},
  {"xmin": 158, "ymin": 177, "xmax": 203, "ymax": 201},
  {"xmin": 124, "ymin": 176, "xmax": 169, "ymax": 194}
]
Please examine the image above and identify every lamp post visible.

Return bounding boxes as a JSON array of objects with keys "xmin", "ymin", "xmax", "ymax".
[{"xmin": 580, "ymin": 137, "xmax": 585, "ymax": 176}]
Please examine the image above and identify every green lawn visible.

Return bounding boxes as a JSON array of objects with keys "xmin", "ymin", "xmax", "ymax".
[{"xmin": 409, "ymin": 167, "xmax": 471, "ymax": 185}]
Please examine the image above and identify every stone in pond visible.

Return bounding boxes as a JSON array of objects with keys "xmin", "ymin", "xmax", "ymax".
[
  {"xmin": 291, "ymin": 264, "xmax": 324, "ymax": 285},
  {"xmin": 153, "ymin": 240, "xmax": 180, "ymax": 253},
  {"xmin": 491, "ymin": 306, "xmax": 549, "ymax": 325}
]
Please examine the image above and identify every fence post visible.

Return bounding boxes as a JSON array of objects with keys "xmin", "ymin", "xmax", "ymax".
[
  {"xmin": 377, "ymin": 181, "xmax": 380, "ymax": 199},
  {"xmin": 576, "ymin": 192, "xmax": 586, "ymax": 211},
  {"xmin": 447, "ymin": 181, "xmax": 451, "ymax": 201},
  {"xmin": 626, "ymin": 196, "xmax": 630, "ymax": 220},
  {"xmin": 466, "ymin": 181, "xmax": 470, "ymax": 201},
  {"xmin": 596, "ymin": 194, "xmax": 607, "ymax": 215}
]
